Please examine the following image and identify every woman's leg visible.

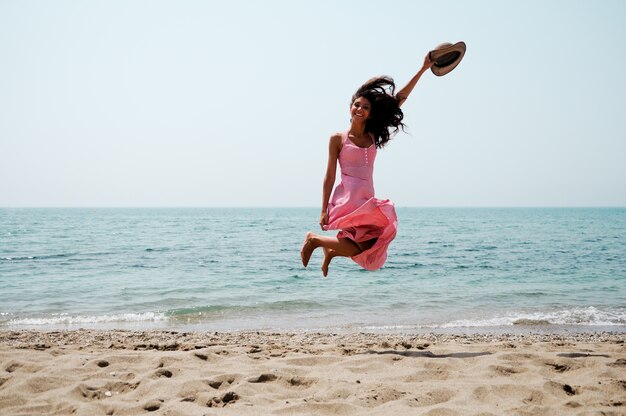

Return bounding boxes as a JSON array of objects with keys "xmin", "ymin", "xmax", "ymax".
[
  {"xmin": 321, "ymin": 247, "xmax": 337, "ymax": 277},
  {"xmin": 301, "ymin": 232, "xmax": 377, "ymax": 276},
  {"xmin": 321, "ymin": 238, "xmax": 378, "ymax": 276},
  {"xmin": 301, "ymin": 232, "xmax": 362, "ymax": 267}
]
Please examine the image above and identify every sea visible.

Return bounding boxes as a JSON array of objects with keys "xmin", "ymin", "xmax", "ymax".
[{"xmin": 1, "ymin": 208, "xmax": 625, "ymax": 334}]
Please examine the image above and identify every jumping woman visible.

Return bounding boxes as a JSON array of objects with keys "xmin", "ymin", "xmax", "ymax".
[{"xmin": 301, "ymin": 53, "xmax": 435, "ymax": 277}]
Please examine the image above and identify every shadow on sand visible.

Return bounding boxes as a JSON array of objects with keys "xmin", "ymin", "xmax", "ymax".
[
  {"xmin": 557, "ymin": 352, "xmax": 610, "ymax": 358},
  {"xmin": 363, "ymin": 350, "xmax": 492, "ymax": 359}
]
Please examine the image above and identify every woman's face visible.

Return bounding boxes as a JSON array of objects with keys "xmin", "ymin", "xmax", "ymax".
[{"xmin": 350, "ymin": 96, "xmax": 371, "ymax": 122}]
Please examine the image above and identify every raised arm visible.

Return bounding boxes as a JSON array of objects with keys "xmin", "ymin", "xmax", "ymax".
[
  {"xmin": 395, "ymin": 53, "xmax": 434, "ymax": 107},
  {"xmin": 319, "ymin": 133, "xmax": 342, "ymax": 229}
]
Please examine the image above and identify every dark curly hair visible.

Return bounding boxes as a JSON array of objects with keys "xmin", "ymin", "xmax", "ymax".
[{"xmin": 351, "ymin": 76, "xmax": 405, "ymax": 148}]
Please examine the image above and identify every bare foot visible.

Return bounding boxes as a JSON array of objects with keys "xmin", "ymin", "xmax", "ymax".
[
  {"xmin": 322, "ymin": 247, "xmax": 335, "ymax": 277},
  {"xmin": 300, "ymin": 232, "xmax": 316, "ymax": 267}
]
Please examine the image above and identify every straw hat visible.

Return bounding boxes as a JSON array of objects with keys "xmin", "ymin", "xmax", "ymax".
[{"xmin": 429, "ymin": 41, "xmax": 466, "ymax": 76}]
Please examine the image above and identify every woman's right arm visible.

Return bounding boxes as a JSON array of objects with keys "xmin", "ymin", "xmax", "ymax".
[
  {"xmin": 395, "ymin": 53, "xmax": 434, "ymax": 107},
  {"xmin": 320, "ymin": 133, "xmax": 342, "ymax": 228}
]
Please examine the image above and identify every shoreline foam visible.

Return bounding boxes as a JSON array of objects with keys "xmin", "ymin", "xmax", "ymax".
[{"xmin": 2, "ymin": 304, "xmax": 624, "ymax": 333}]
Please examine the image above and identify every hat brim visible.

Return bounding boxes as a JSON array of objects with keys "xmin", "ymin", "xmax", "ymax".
[{"xmin": 429, "ymin": 41, "xmax": 466, "ymax": 77}]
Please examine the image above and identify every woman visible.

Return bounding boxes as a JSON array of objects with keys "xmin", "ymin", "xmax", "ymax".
[{"xmin": 301, "ymin": 53, "xmax": 434, "ymax": 277}]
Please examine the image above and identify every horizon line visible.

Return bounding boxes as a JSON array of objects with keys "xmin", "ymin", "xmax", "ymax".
[{"xmin": 1, "ymin": 206, "xmax": 625, "ymax": 209}]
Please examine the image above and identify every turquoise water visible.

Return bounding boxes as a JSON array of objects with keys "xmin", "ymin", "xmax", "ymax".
[{"xmin": 1, "ymin": 208, "xmax": 625, "ymax": 332}]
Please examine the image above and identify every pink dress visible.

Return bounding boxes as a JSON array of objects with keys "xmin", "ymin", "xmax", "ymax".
[{"xmin": 323, "ymin": 131, "xmax": 398, "ymax": 271}]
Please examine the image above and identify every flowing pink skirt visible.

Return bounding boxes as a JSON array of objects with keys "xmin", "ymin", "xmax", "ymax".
[{"xmin": 324, "ymin": 197, "xmax": 397, "ymax": 271}]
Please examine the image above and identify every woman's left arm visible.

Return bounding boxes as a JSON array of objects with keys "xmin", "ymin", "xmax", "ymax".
[{"xmin": 395, "ymin": 52, "xmax": 434, "ymax": 107}]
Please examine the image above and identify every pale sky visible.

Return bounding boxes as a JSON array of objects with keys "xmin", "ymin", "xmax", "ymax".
[{"xmin": 1, "ymin": 0, "xmax": 625, "ymax": 207}]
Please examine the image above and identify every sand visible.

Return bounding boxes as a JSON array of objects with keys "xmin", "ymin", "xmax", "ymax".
[{"xmin": 0, "ymin": 330, "xmax": 624, "ymax": 415}]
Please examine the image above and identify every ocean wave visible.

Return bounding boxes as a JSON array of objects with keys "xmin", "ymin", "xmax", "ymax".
[
  {"xmin": 1, "ymin": 253, "xmax": 79, "ymax": 261},
  {"xmin": 4, "ymin": 312, "xmax": 167, "ymax": 327},
  {"xmin": 437, "ymin": 307, "xmax": 626, "ymax": 328},
  {"xmin": 166, "ymin": 300, "xmax": 326, "ymax": 320},
  {"xmin": 333, "ymin": 307, "xmax": 626, "ymax": 333}
]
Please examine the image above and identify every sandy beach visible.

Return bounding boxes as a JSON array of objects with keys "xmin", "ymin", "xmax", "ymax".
[{"xmin": 0, "ymin": 330, "xmax": 624, "ymax": 415}]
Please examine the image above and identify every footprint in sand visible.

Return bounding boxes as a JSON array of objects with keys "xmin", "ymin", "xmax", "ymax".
[
  {"xmin": 4, "ymin": 362, "xmax": 23, "ymax": 373},
  {"xmin": 403, "ymin": 369, "xmax": 449, "ymax": 382},
  {"xmin": 543, "ymin": 381, "xmax": 578, "ymax": 397},
  {"xmin": 488, "ymin": 365, "xmax": 526, "ymax": 376},
  {"xmin": 407, "ymin": 388, "xmax": 455, "ymax": 408},
  {"xmin": 74, "ymin": 381, "xmax": 139, "ymax": 400},
  {"xmin": 361, "ymin": 386, "xmax": 406, "ymax": 407},
  {"xmin": 208, "ymin": 380, "xmax": 224, "ymax": 389},
  {"xmin": 545, "ymin": 362, "xmax": 571, "ymax": 372},
  {"xmin": 206, "ymin": 374, "xmax": 238, "ymax": 390},
  {"xmin": 154, "ymin": 368, "xmax": 173, "ymax": 378},
  {"xmin": 248, "ymin": 373, "xmax": 277, "ymax": 383},
  {"xmin": 192, "ymin": 351, "xmax": 210, "ymax": 361},
  {"xmin": 247, "ymin": 373, "xmax": 315, "ymax": 388},
  {"xmin": 143, "ymin": 399, "xmax": 163, "ymax": 411},
  {"xmin": 207, "ymin": 391, "xmax": 239, "ymax": 407},
  {"xmin": 285, "ymin": 376, "xmax": 313, "ymax": 387},
  {"xmin": 473, "ymin": 384, "xmax": 544, "ymax": 406}
]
